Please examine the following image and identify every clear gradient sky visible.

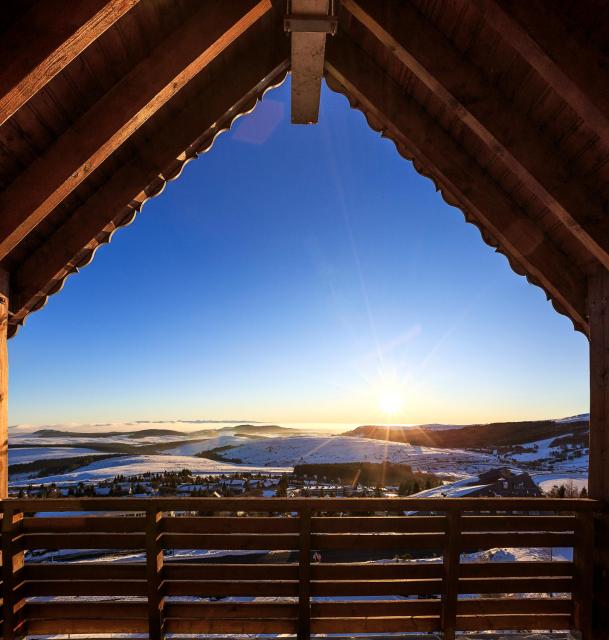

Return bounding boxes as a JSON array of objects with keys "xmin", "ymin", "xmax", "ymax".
[{"xmin": 9, "ymin": 79, "xmax": 589, "ymax": 427}]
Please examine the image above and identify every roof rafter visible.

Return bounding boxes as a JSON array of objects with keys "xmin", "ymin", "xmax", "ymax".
[
  {"xmin": 10, "ymin": 44, "xmax": 290, "ymax": 330},
  {"xmin": 344, "ymin": 0, "xmax": 609, "ymax": 270},
  {"xmin": 325, "ymin": 35, "xmax": 588, "ymax": 332},
  {"xmin": 0, "ymin": 0, "xmax": 272, "ymax": 262},
  {"xmin": 0, "ymin": 0, "xmax": 140, "ymax": 126},
  {"xmin": 471, "ymin": 0, "xmax": 609, "ymax": 150}
]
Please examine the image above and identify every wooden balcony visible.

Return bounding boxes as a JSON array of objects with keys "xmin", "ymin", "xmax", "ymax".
[{"xmin": 0, "ymin": 497, "xmax": 598, "ymax": 639}]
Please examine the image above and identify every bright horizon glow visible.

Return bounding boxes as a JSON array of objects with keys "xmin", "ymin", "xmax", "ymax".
[{"xmin": 8, "ymin": 78, "xmax": 589, "ymax": 427}]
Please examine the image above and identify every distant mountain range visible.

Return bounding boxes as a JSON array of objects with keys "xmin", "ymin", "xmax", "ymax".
[
  {"xmin": 344, "ymin": 416, "xmax": 589, "ymax": 449},
  {"xmin": 31, "ymin": 424, "xmax": 294, "ymax": 439}
]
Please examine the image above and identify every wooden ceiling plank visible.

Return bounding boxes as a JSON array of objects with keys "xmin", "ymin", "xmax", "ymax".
[
  {"xmin": 344, "ymin": 0, "xmax": 609, "ymax": 270},
  {"xmin": 0, "ymin": 0, "xmax": 271, "ymax": 262},
  {"xmin": 0, "ymin": 0, "xmax": 140, "ymax": 126},
  {"xmin": 11, "ymin": 46, "xmax": 290, "ymax": 322},
  {"xmin": 290, "ymin": 0, "xmax": 330, "ymax": 124},
  {"xmin": 324, "ymin": 35, "xmax": 588, "ymax": 332},
  {"xmin": 470, "ymin": 0, "xmax": 609, "ymax": 150}
]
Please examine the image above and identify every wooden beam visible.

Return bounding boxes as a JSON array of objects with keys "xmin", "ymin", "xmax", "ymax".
[
  {"xmin": 441, "ymin": 509, "xmax": 459, "ymax": 640},
  {"xmin": 588, "ymin": 269, "xmax": 609, "ymax": 501},
  {"xmin": 344, "ymin": 0, "xmax": 609, "ymax": 270},
  {"xmin": 1, "ymin": 509, "xmax": 24, "ymax": 640},
  {"xmin": 145, "ymin": 509, "xmax": 163, "ymax": 640},
  {"xmin": 297, "ymin": 507, "xmax": 311, "ymax": 640},
  {"xmin": 0, "ymin": 269, "xmax": 7, "ymax": 498},
  {"xmin": 324, "ymin": 36, "xmax": 588, "ymax": 331},
  {"xmin": 10, "ymin": 44, "xmax": 289, "ymax": 324},
  {"xmin": 0, "ymin": 0, "xmax": 271, "ymax": 261},
  {"xmin": 471, "ymin": 0, "xmax": 609, "ymax": 150},
  {"xmin": 0, "ymin": 0, "xmax": 140, "ymax": 126},
  {"xmin": 290, "ymin": 0, "xmax": 329, "ymax": 124},
  {"xmin": 572, "ymin": 511, "xmax": 594, "ymax": 640}
]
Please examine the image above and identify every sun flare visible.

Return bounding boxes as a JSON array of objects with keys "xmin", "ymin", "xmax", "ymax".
[{"xmin": 378, "ymin": 389, "xmax": 403, "ymax": 416}]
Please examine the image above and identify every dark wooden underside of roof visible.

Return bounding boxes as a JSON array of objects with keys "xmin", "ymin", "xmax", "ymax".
[{"xmin": 1, "ymin": 0, "xmax": 608, "ymax": 337}]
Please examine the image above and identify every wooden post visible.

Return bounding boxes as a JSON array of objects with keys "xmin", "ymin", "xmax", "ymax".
[
  {"xmin": 0, "ymin": 269, "xmax": 9, "ymax": 499},
  {"xmin": 441, "ymin": 509, "xmax": 459, "ymax": 640},
  {"xmin": 2, "ymin": 508, "xmax": 24, "ymax": 640},
  {"xmin": 573, "ymin": 510, "xmax": 594, "ymax": 640},
  {"xmin": 298, "ymin": 506, "xmax": 311, "ymax": 640},
  {"xmin": 145, "ymin": 509, "xmax": 163, "ymax": 640},
  {"xmin": 588, "ymin": 269, "xmax": 609, "ymax": 638},
  {"xmin": 589, "ymin": 269, "xmax": 609, "ymax": 501}
]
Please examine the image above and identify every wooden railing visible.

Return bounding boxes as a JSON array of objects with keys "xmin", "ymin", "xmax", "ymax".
[{"xmin": 0, "ymin": 497, "xmax": 597, "ymax": 639}]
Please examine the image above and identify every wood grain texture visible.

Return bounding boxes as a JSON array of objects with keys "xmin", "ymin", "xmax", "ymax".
[
  {"xmin": 324, "ymin": 35, "xmax": 588, "ymax": 332},
  {"xmin": 2, "ymin": 496, "xmax": 596, "ymax": 512},
  {"xmin": 0, "ymin": 0, "xmax": 271, "ymax": 261},
  {"xmin": 471, "ymin": 0, "xmax": 609, "ymax": 151},
  {"xmin": 145, "ymin": 509, "xmax": 163, "ymax": 640},
  {"xmin": 589, "ymin": 269, "xmax": 609, "ymax": 500},
  {"xmin": 1, "ymin": 500, "xmax": 598, "ymax": 637},
  {"xmin": 573, "ymin": 511, "xmax": 594, "ymax": 639},
  {"xmin": 0, "ymin": 269, "xmax": 7, "ymax": 499},
  {"xmin": 291, "ymin": 0, "xmax": 329, "ymax": 123},
  {"xmin": 1, "ymin": 509, "xmax": 24, "ymax": 640},
  {"xmin": 345, "ymin": 0, "xmax": 609, "ymax": 270},
  {"xmin": 298, "ymin": 507, "xmax": 311, "ymax": 640},
  {"xmin": 11, "ymin": 44, "xmax": 289, "ymax": 327},
  {"xmin": 0, "ymin": 0, "xmax": 140, "ymax": 125},
  {"xmin": 441, "ymin": 510, "xmax": 459, "ymax": 640}
]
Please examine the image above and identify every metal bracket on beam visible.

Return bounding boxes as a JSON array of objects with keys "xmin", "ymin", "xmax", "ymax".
[{"xmin": 284, "ymin": 15, "xmax": 338, "ymax": 35}]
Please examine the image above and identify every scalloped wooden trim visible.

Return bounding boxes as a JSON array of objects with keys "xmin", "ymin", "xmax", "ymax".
[
  {"xmin": 323, "ymin": 72, "xmax": 586, "ymax": 336},
  {"xmin": 8, "ymin": 69, "xmax": 289, "ymax": 338},
  {"xmin": 10, "ymin": 65, "xmax": 587, "ymax": 337}
]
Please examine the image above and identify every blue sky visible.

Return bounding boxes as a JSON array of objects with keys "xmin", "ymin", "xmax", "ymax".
[{"xmin": 9, "ymin": 79, "xmax": 589, "ymax": 426}]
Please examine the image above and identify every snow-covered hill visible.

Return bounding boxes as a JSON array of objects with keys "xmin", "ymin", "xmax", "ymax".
[
  {"xmin": 210, "ymin": 434, "xmax": 497, "ymax": 476},
  {"xmin": 13, "ymin": 454, "xmax": 290, "ymax": 486},
  {"xmin": 9, "ymin": 447, "xmax": 106, "ymax": 465},
  {"xmin": 162, "ymin": 435, "xmax": 252, "ymax": 456}
]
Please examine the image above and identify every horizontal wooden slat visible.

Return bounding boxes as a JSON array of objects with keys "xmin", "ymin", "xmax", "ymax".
[
  {"xmin": 459, "ymin": 576, "xmax": 573, "ymax": 594},
  {"xmin": 163, "ymin": 580, "xmax": 299, "ymax": 597},
  {"xmin": 312, "ymin": 579, "xmax": 442, "ymax": 596},
  {"xmin": 1, "ymin": 498, "xmax": 594, "ymax": 639},
  {"xmin": 460, "ymin": 532, "xmax": 575, "ymax": 548},
  {"xmin": 2, "ymin": 496, "xmax": 597, "ymax": 513},
  {"xmin": 24, "ymin": 562, "xmax": 145, "ymax": 581},
  {"xmin": 311, "ymin": 516, "xmax": 445, "ymax": 533},
  {"xmin": 311, "ymin": 616, "xmax": 440, "ymax": 633},
  {"xmin": 458, "ymin": 598, "xmax": 572, "ymax": 615},
  {"xmin": 27, "ymin": 619, "xmax": 148, "ymax": 634},
  {"xmin": 313, "ymin": 533, "xmax": 444, "ymax": 549},
  {"xmin": 19, "ymin": 532, "xmax": 145, "ymax": 549},
  {"xmin": 161, "ymin": 533, "xmax": 299, "ymax": 549},
  {"xmin": 165, "ymin": 618, "xmax": 297, "ymax": 634},
  {"xmin": 162, "ymin": 516, "xmax": 299, "ymax": 534},
  {"xmin": 461, "ymin": 515, "xmax": 577, "ymax": 532},
  {"xmin": 459, "ymin": 561, "xmax": 573, "ymax": 578},
  {"xmin": 456, "ymin": 613, "xmax": 571, "ymax": 631},
  {"xmin": 22, "ymin": 516, "xmax": 145, "ymax": 533},
  {"xmin": 24, "ymin": 579, "xmax": 147, "ymax": 597},
  {"xmin": 165, "ymin": 602, "xmax": 297, "ymax": 619},
  {"xmin": 312, "ymin": 599, "xmax": 441, "ymax": 617},
  {"xmin": 25, "ymin": 601, "xmax": 147, "ymax": 619},
  {"xmin": 312, "ymin": 562, "xmax": 443, "ymax": 580},
  {"xmin": 163, "ymin": 563, "xmax": 298, "ymax": 581}
]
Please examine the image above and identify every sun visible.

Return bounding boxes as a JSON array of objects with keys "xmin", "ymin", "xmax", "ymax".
[{"xmin": 378, "ymin": 389, "xmax": 403, "ymax": 416}]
